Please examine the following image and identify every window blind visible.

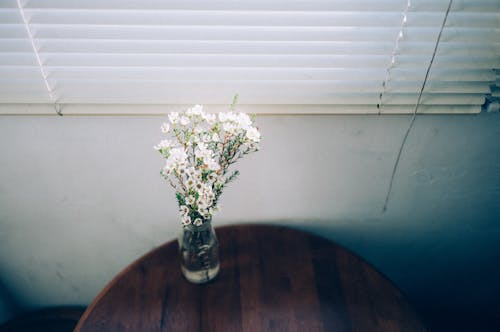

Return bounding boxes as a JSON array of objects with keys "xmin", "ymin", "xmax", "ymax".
[{"xmin": 0, "ymin": 0, "xmax": 498, "ymax": 114}]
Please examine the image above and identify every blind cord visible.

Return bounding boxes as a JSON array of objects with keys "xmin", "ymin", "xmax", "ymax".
[
  {"xmin": 377, "ymin": 0, "xmax": 411, "ymax": 114},
  {"xmin": 16, "ymin": 0, "xmax": 62, "ymax": 116},
  {"xmin": 382, "ymin": 0, "xmax": 453, "ymax": 213}
]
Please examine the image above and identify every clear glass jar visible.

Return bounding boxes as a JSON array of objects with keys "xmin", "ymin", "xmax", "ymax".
[{"xmin": 178, "ymin": 220, "xmax": 220, "ymax": 283}]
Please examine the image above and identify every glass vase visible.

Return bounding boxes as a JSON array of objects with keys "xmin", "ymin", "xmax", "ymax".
[{"xmin": 178, "ymin": 220, "xmax": 220, "ymax": 284}]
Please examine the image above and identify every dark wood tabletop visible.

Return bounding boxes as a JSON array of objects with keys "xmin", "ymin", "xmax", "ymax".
[{"xmin": 74, "ymin": 224, "xmax": 427, "ymax": 332}]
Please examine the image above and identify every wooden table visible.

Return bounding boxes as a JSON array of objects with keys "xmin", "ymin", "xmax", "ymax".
[{"xmin": 74, "ymin": 225, "xmax": 427, "ymax": 331}]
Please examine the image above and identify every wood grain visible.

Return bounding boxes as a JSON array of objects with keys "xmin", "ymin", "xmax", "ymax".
[{"xmin": 74, "ymin": 224, "xmax": 427, "ymax": 332}]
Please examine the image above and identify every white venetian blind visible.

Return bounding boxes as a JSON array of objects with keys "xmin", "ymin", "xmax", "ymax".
[{"xmin": 0, "ymin": 0, "xmax": 499, "ymax": 114}]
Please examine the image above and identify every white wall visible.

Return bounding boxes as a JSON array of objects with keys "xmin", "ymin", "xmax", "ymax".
[{"xmin": 0, "ymin": 112, "xmax": 499, "ymax": 325}]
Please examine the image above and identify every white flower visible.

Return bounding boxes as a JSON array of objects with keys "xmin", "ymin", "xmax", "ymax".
[
  {"xmin": 186, "ymin": 178, "xmax": 195, "ymax": 188},
  {"xmin": 180, "ymin": 116, "xmax": 190, "ymax": 126},
  {"xmin": 186, "ymin": 195, "xmax": 196, "ymax": 205},
  {"xmin": 207, "ymin": 172, "xmax": 217, "ymax": 182},
  {"xmin": 197, "ymin": 197, "xmax": 208, "ymax": 209},
  {"xmin": 206, "ymin": 159, "xmax": 220, "ymax": 171},
  {"xmin": 191, "ymin": 104, "xmax": 203, "ymax": 116},
  {"xmin": 165, "ymin": 147, "xmax": 188, "ymax": 172},
  {"xmin": 246, "ymin": 127, "xmax": 261, "ymax": 142},
  {"xmin": 194, "ymin": 218, "xmax": 203, "ymax": 226},
  {"xmin": 196, "ymin": 141, "xmax": 206, "ymax": 150},
  {"xmin": 168, "ymin": 112, "xmax": 179, "ymax": 124},
  {"xmin": 235, "ymin": 113, "xmax": 252, "ymax": 129},
  {"xmin": 193, "ymin": 126, "xmax": 203, "ymax": 135},
  {"xmin": 186, "ymin": 167, "xmax": 196, "ymax": 176},
  {"xmin": 182, "ymin": 215, "xmax": 192, "ymax": 225},
  {"xmin": 198, "ymin": 208, "xmax": 210, "ymax": 219},
  {"xmin": 223, "ymin": 122, "xmax": 235, "ymax": 133},
  {"xmin": 195, "ymin": 143, "xmax": 212, "ymax": 161},
  {"xmin": 162, "ymin": 161, "xmax": 173, "ymax": 174},
  {"xmin": 168, "ymin": 147, "xmax": 188, "ymax": 164},
  {"xmin": 161, "ymin": 122, "xmax": 170, "ymax": 133},
  {"xmin": 205, "ymin": 113, "xmax": 216, "ymax": 125},
  {"xmin": 203, "ymin": 184, "xmax": 213, "ymax": 195},
  {"xmin": 202, "ymin": 133, "xmax": 211, "ymax": 143},
  {"xmin": 176, "ymin": 162, "xmax": 187, "ymax": 172},
  {"xmin": 164, "ymin": 160, "xmax": 175, "ymax": 173},
  {"xmin": 154, "ymin": 139, "xmax": 172, "ymax": 151},
  {"xmin": 218, "ymin": 112, "xmax": 227, "ymax": 122},
  {"xmin": 212, "ymin": 133, "xmax": 219, "ymax": 142},
  {"xmin": 179, "ymin": 205, "xmax": 189, "ymax": 215},
  {"xmin": 219, "ymin": 112, "xmax": 235, "ymax": 122}
]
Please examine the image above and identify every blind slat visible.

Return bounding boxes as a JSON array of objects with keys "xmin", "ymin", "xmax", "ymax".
[
  {"xmin": 28, "ymin": 54, "xmax": 498, "ymax": 69},
  {"xmin": 25, "ymin": 25, "xmax": 499, "ymax": 43},
  {"xmin": 19, "ymin": 0, "xmax": 500, "ymax": 13},
  {"xmin": 0, "ymin": 79, "xmax": 483, "ymax": 94},
  {"xmin": 27, "ymin": 25, "xmax": 422, "ymax": 41},
  {"xmin": 1, "ymin": 67, "xmax": 494, "ymax": 85},
  {"xmin": 19, "ymin": 0, "xmax": 448, "ymax": 11},
  {"xmin": 22, "ymin": 10, "xmax": 500, "ymax": 29},
  {"xmin": 1, "ymin": 39, "xmax": 498, "ymax": 57}
]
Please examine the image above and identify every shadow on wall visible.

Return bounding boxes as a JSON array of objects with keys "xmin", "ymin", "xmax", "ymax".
[
  {"xmin": 287, "ymin": 219, "xmax": 500, "ymax": 332},
  {"xmin": 0, "ymin": 277, "xmax": 19, "ymax": 324}
]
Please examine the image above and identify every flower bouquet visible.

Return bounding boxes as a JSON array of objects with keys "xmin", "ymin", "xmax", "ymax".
[{"xmin": 156, "ymin": 98, "xmax": 260, "ymax": 283}]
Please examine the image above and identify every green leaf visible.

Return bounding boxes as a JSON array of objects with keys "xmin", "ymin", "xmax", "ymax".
[
  {"xmin": 225, "ymin": 170, "xmax": 240, "ymax": 184},
  {"xmin": 176, "ymin": 192, "xmax": 185, "ymax": 206},
  {"xmin": 230, "ymin": 94, "xmax": 239, "ymax": 111},
  {"xmin": 202, "ymin": 170, "xmax": 209, "ymax": 181}
]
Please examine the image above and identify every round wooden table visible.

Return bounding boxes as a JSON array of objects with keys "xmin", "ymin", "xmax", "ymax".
[{"xmin": 74, "ymin": 225, "xmax": 427, "ymax": 331}]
